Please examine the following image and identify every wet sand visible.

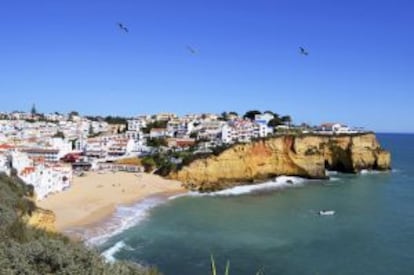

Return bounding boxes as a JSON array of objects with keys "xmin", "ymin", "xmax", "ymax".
[{"xmin": 38, "ymin": 172, "xmax": 186, "ymax": 231}]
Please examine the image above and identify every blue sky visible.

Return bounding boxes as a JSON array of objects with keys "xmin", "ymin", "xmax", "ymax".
[{"xmin": 0, "ymin": 0, "xmax": 413, "ymax": 132}]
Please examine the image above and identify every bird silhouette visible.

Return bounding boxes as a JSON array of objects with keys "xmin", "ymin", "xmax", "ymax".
[
  {"xmin": 186, "ymin": 45, "xmax": 197, "ymax": 54},
  {"xmin": 299, "ymin": 46, "xmax": 309, "ymax": 56},
  {"xmin": 117, "ymin": 22, "xmax": 129, "ymax": 33}
]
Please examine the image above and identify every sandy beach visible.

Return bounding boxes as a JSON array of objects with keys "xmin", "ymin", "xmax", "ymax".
[{"xmin": 38, "ymin": 172, "xmax": 186, "ymax": 232}]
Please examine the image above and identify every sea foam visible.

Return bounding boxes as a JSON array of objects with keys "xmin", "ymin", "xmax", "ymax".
[
  {"xmin": 187, "ymin": 176, "xmax": 308, "ymax": 197},
  {"xmin": 359, "ymin": 169, "xmax": 389, "ymax": 175},
  {"xmin": 84, "ymin": 197, "xmax": 167, "ymax": 246},
  {"xmin": 101, "ymin": 241, "xmax": 126, "ymax": 262},
  {"xmin": 86, "ymin": 176, "xmax": 316, "ymax": 248},
  {"xmin": 326, "ymin": 170, "xmax": 339, "ymax": 176}
]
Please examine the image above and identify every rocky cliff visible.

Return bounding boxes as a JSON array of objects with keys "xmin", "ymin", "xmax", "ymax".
[
  {"xmin": 25, "ymin": 207, "xmax": 56, "ymax": 232},
  {"xmin": 170, "ymin": 133, "xmax": 391, "ymax": 191}
]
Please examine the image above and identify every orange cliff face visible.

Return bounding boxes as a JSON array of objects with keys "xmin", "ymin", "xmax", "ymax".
[
  {"xmin": 169, "ymin": 133, "xmax": 391, "ymax": 191},
  {"xmin": 25, "ymin": 208, "xmax": 57, "ymax": 232}
]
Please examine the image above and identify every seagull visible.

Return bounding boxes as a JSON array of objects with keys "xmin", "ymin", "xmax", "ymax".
[
  {"xmin": 117, "ymin": 22, "xmax": 129, "ymax": 33},
  {"xmin": 186, "ymin": 45, "xmax": 197, "ymax": 54},
  {"xmin": 299, "ymin": 46, "xmax": 309, "ymax": 56}
]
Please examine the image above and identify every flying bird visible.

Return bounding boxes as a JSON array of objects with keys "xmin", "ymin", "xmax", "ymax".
[
  {"xmin": 186, "ymin": 45, "xmax": 197, "ymax": 54},
  {"xmin": 117, "ymin": 22, "xmax": 129, "ymax": 33},
  {"xmin": 299, "ymin": 46, "xmax": 309, "ymax": 56}
]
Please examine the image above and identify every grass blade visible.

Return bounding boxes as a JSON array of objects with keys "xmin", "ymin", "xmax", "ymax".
[
  {"xmin": 210, "ymin": 254, "xmax": 217, "ymax": 275},
  {"xmin": 225, "ymin": 260, "xmax": 230, "ymax": 275}
]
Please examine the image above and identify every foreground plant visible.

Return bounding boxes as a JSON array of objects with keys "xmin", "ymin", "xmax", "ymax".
[
  {"xmin": 210, "ymin": 254, "xmax": 265, "ymax": 275},
  {"xmin": 210, "ymin": 255, "xmax": 230, "ymax": 275}
]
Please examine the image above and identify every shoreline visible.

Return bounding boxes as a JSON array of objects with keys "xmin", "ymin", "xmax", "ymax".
[
  {"xmin": 66, "ymin": 190, "xmax": 187, "ymax": 245},
  {"xmin": 38, "ymin": 169, "xmax": 389, "ymax": 245},
  {"xmin": 38, "ymin": 171, "xmax": 186, "ymax": 241}
]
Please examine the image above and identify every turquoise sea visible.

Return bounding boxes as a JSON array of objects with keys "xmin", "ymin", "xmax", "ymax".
[{"xmin": 98, "ymin": 134, "xmax": 414, "ymax": 274}]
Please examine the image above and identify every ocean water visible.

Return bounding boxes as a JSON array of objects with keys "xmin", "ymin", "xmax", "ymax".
[{"xmin": 99, "ymin": 134, "xmax": 414, "ymax": 274}]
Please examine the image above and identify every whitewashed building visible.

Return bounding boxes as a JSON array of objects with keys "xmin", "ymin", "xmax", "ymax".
[
  {"xmin": 0, "ymin": 153, "xmax": 11, "ymax": 175},
  {"xmin": 19, "ymin": 164, "xmax": 72, "ymax": 201},
  {"xmin": 319, "ymin": 123, "xmax": 358, "ymax": 134},
  {"xmin": 254, "ymin": 113, "xmax": 274, "ymax": 125},
  {"xmin": 128, "ymin": 119, "xmax": 147, "ymax": 132}
]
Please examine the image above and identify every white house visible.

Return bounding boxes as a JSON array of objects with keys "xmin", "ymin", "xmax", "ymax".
[
  {"xmin": 10, "ymin": 151, "xmax": 33, "ymax": 172},
  {"xmin": 254, "ymin": 113, "xmax": 274, "ymax": 125},
  {"xmin": 254, "ymin": 123, "xmax": 273, "ymax": 138},
  {"xmin": 198, "ymin": 121, "xmax": 225, "ymax": 141},
  {"xmin": 319, "ymin": 123, "xmax": 357, "ymax": 134},
  {"xmin": 332, "ymin": 124, "xmax": 355, "ymax": 134},
  {"xmin": 0, "ymin": 153, "xmax": 11, "ymax": 176},
  {"xmin": 221, "ymin": 124, "xmax": 235, "ymax": 144},
  {"xmin": 155, "ymin": 113, "xmax": 177, "ymax": 121},
  {"xmin": 19, "ymin": 164, "xmax": 72, "ymax": 201},
  {"xmin": 10, "ymin": 151, "xmax": 72, "ymax": 200},
  {"xmin": 49, "ymin": 137, "xmax": 72, "ymax": 159},
  {"xmin": 21, "ymin": 148, "xmax": 60, "ymax": 162},
  {"xmin": 221, "ymin": 120, "xmax": 264, "ymax": 144},
  {"xmin": 150, "ymin": 128, "xmax": 167, "ymax": 139},
  {"xmin": 128, "ymin": 119, "xmax": 147, "ymax": 132}
]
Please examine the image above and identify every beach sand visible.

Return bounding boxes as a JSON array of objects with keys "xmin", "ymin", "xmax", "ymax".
[{"xmin": 38, "ymin": 172, "xmax": 186, "ymax": 232}]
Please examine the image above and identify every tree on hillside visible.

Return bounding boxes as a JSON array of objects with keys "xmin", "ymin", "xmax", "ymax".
[
  {"xmin": 142, "ymin": 120, "xmax": 168, "ymax": 134},
  {"xmin": 104, "ymin": 116, "xmax": 128, "ymax": 125},
  {"xmin": 220, "ymin": 112, "xmax": 228, "ymax": 121},
  {"xmin": 228, "ymin": 111, "xmax": 238, "ymax": 117},
  {"xmin": 268, "ymin": 117, "xmax": 284, "ymax": 127},
  {"xmin": 141, "ymin": 157, "xmax": 157, "ymax": 172},
  {"xmin": 30, "ymin": 104, "xmax": 37, "ymax": 116},
  {"xmin": 53, "ymin": 131, "xmax": 65, "ymax": 139},
  {"xmin": 243, "ymin": 110, "xmax": 261, "ymax": 121},
  {"xmin": 69, "ymin": 111, "xmax": 79, "ymax": 121},
  {"xmin": 147, "ymin": 138, "xmax": 168, "ymax": 148},
  {"xmin": 88, "ymin": 124, "xmax": 94, "ymax": 136},
  {"xmin": 281, "ymin": 115, "xmax": 292, "ymax": 125}
]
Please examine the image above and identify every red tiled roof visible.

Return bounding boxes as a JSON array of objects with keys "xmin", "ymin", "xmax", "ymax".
[
  {"xmin": 20, "ymin": 166, "xmax": 35, "ymax": 176},
  {"xmin": 0, "ymin": 144, "xmax": 14, "ymax": 150},
  {"xmin": 320, "ymin": 123, "xmax": 336, "ymax": 128}
]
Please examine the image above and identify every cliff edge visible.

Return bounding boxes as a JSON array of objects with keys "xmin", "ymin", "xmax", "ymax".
[
  {"xmin": 25, "ymin": 207, "xmax": 56, "ymax": 232},
  {"xmin": 169, "ymin": 133, "xmax": 391, "ymax": 191}
]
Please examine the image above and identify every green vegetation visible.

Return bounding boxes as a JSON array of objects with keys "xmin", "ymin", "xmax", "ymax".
[
  {"xmin": 210, "ymin": 255, "xmax": 230, "ymax": 275},
  {"xmin": 142, "ymin": 121, "xmax": 168, "ymax": 134},
  {"xmin": 52, "ymin": 131, "xmax": 65, "ymax": 139},
  {"xmin": 146, "ymin": 138, "xmax": 168, "ymax": 148},
  {"xmin": 143, "ymin": 143, "xmax": 233, "ymax": 176},
  {"xmin": 31, "ymin": 104, "xmax": 37, "ymax": 116},
  {"xmin": 219, "ymin": 111, "xmax": 239, "ymax": 121},
  {"xmin": 85, "ymin": 115, "xmax": 104, "ymax": 122},
  {"xmin": 209, "ymin": 255, "xmax": 264, "ymax": 275},
  {"xmin": 243, "ymin": 110, "xmax": 262, "ymax": 120},
  {"xmin": 104, "ymin": 116, "xmax": 129, "ymax": 125},
  {"xmin": 68, "ymin": 110, "xmax": 80, "ymax": 121},
  {"xmin": 0, "ymin": 173, "xmax": 160, "ymax": 275},
  {"xmin": 141, "ymin": 157, "xmax": 157, "ymax": 172}
]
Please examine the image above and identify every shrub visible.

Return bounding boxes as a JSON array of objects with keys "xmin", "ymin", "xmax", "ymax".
[{"xmin": 0, "ymin": 174, "xmax": 161, "ymax": 275}]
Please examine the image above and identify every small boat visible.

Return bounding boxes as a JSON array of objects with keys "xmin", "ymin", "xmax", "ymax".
[{"xmin": 319, "ymin": 210, "xmax": 335, "ymax": 216}]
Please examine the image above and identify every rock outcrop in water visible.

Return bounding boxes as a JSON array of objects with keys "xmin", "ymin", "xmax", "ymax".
[{"xmin": 169, "ymin": 133, "xmax": 391, "ymax": 191}]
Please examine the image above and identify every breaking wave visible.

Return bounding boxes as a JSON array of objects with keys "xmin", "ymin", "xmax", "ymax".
[
  {"xmin": 101, "ymin": 241, "xmax": 126, "ymax": 262},
  {"xmin": 188, "ymin": 176, "xmax": 308, "ymax": 197}
]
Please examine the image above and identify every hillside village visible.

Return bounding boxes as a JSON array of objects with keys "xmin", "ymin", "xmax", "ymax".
[{"xmin": 0, "ymin": 108, "xmax": 362, "ymax": 201}]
